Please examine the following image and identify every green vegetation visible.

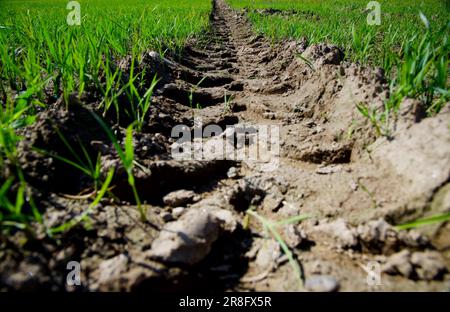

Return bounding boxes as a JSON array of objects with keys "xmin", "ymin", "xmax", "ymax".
[
  {"xmin": 0, "ymin": 0, "xmax": 210, "ymax": 105},
  {"xmin": 0, "ymin": 0, "xmax": 211, "ymax": 233},
  {"xmin": 91, "ymin": 113, "xmax": 146, "ymax": 221},
  {"xmin": 0, "ymin": 0, "xmax": 448, "ymax": 237},
  {"xmin": 396, "ymin": 212, "xmax": 450, "ymax": 231},
  {"xmin": 227, "ymin": 0, "xmax": 447, "ymax": 71},
  {"xmin": 35, "ymin": 127, "xmax": 103, "ymax": 191},
  {"xmin": 50, "ymin": 168, "xmax": 114, "ymax": 234},
  {"xmin": 228, "ymin": 0, "xmax": 449, "ymax": 119}
]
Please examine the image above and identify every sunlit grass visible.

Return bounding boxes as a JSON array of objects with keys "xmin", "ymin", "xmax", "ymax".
[
  {"xmin": 0, "ymin": 0, "xmax": 211, "ymax": 234},
  {"xmin": 227, "ymin": 0, "xmax": 448, "ymax": 129}
]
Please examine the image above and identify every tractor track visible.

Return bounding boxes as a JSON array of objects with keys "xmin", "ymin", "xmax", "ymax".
[{"xmin": 1, "ymin": 0, "xmax": 449, "ymax": 292}]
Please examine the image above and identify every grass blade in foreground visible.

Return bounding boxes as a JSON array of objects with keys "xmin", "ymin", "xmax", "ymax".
[
  {"xmin": 246, "ymin": 209, "xmax": 310, "ymax": 289},
  {"xmin": 90, "ymin": 112, "xmax": 146, "ymax": 221},
  {"xmin": 50, "ymin": 168, "xmax": 114, "ymax": 234},
  {"xmin": 395, "ymin": 212, "xmax": 450, "ymax": 231}
]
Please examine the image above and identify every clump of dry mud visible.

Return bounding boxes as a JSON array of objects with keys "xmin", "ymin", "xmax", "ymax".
[{"xmin": 1, "ymin": 0, "xmax": 449, "ymax": 292}]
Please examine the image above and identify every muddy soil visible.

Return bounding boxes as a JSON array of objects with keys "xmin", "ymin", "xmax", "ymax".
[{"xmin": 1, "ymin": 0, "xmax": 449, "ymax": 291}]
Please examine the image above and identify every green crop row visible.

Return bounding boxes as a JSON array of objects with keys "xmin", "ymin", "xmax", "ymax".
[
  {"xmin": 228, "ymin": 0, "xmax": 449, "ymax": 121},
  {"xmin": 0, "ymin": 0, "xmax": 211, "ymax": 104},
  {"xmin": 0, "ymin": 0, "xmax": 211, "ymax": 234}
]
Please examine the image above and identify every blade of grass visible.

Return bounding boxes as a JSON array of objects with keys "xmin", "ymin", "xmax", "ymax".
[
  {"xmin": 50, "ymin": 168, "xmax": 114, "ymax": 234},
  {"xmin": 395, "ymin": 212, "xmax": 450, "ymax": 231}
]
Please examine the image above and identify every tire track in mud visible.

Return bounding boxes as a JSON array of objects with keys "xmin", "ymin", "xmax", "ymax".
[
  {"xmin": 2, "ymin": 0, "xmax": 449, "ymax": 292},
  {"xmin": 139, "ymin": 0, "xmax": 450, "ymax": 292}
]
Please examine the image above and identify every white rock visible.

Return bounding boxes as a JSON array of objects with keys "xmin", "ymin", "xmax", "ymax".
[
  {"xmin": 305, "ymin": 275, "xmax": 339, "ymax": 292},
  {"xmin": 172, "ymin": 207, "xmax": 185, "ymax": 219}
]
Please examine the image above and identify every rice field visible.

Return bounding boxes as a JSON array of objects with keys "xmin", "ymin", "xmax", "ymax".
[
  {"xmin": 0, "ymin": 0, "xmax": 211, "ymax": 230},
  {"xmin": 0, "ymin": 0, "xmax": 449, "ymax": 293},
  {"xmin": 0, "ymin": 0, "xmax": 211, "ymax": 104},
  {"xmin": 229, "ymin": 0, "xmax": 449, "ymax": 114},
  {"xmin": 0, "ymin": 0, "xmax": 448, "ymax": 248},
  {"xmin": 228, "ymin": 0, "xmax": 448, "ymax": 71}
]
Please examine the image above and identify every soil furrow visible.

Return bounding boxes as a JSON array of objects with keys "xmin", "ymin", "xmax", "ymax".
[{"xmin": 1, "ymin": 0, "xmax": 449, "ymax": 292}]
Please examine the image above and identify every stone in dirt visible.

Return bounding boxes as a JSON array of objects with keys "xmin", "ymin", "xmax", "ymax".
[
  {"xmin": 160, "ymin": 211, "xmax": 174, "ymax": 222},
  {"xmin": 310, "ymin": 218, "xmax": 358, "ymax": 248},
  {"xmin": 357, "ymin": 219, "xmax": 429, "ymax": 253},
  {"xmin": 211, "ymin": 208, "xmax": 237, "ymax": 232},
  {"xmin": 254, "ymin": 239, "xmax": 282, "ymax": 270},
  {"xmin": 227, "ymin": 166, "xmax": 239, "ymax": 178},
  {"xmin": 262, "ymin": 191, "xmax": 284, "ymax": 211},
  {"xmin": 148, "ymin": 207, "xmax": 236, "ymax": 265},
  {"xmin": 172, "ymin": 207, "xmax": 186, "ymax": 219},
  {"xmin": 304, "ymin": 275, "xmax": 340, "ymax": 292},
  {"xmin": 382, "ymin": 250, "xmax": 414, "ymax": 278},
  {"xmin": 283, "ymin": 224, "xmax": 307, "ymax": 248},
  {"xmin": 357, "ymin": 219, "xmax": 399, "ymax": 253},
  {"xmin": 163, "ymin": 189, "xmax": 197, "ymax": 207}
]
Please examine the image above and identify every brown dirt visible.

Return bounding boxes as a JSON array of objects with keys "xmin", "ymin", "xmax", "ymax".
[{"xmin": 1, "ymin": 0, "xmax": 449, "ymax": 292}]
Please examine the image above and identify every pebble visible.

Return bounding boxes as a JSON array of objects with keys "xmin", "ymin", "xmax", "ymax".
[
  {"xmin": 160, "ymin": 211, "xmax": 173, "ymax": 222},
  {"xmin": 97, "ymin": 254, "xmax": 129, "ymax": 287},
  {"xmin": 172, "ymin": 207, "xmax": 185, "ymax": 219},
  {"xmin": 305, "ymin": 275, "xmax": 339, "ymax": 292},
  {"xmin": 411, "ymin": 251, "xmax": 447, "ymax": 280},
  {"xmin": 149, "ymin": 208, "xmax": 221, "ymax": 265},
  {"xmin": 312, "ymin": 219, "xmax": 357, "ymax": 248},
  {"xmin": 262, "ymin": 192, "xmax": 284, "ymax": 211},
  {"xmin": 382, "ymin": 250, "xmax": 413, "ymax": 278},
  {"xmin": 383, "ymin": 250, "xmax": 447, "ymax": 280},
  {"xmin": 163, "ymin": 189, "xmax": 196, "ymax": 207},
  {"xmin": 227, "ymin": 167, "xmax": 239, "ymax": 179}
]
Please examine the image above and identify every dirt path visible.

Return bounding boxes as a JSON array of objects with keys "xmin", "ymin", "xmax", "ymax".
[
  {"xmin": 173, "ymin": 0, "xmax": 450, "ymax": 291},
  {"xmin": 1, "ymin": 0, "xmax": 449, "ymax": 292}
]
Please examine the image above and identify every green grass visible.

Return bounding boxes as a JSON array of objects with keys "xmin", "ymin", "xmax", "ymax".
[
  {"xmin": 228, "ymin": 0, "xmax": 449, "ymax": 120},
  {"xmin": 49, "ymin": 167, "xmax": 114, "ymax": 234},
  {"xmin": 0, "ymin": 0, "xmax": 211, "ymax": 234},
  {"xmin": 0, "ymin": 0, "xmax": 210, "ymax": 108},
  {"xmin": 395, "ymin": 212, "xmax": 450, "ymax": 231},
  {"xmin": 228, "ymin": 0, "xmax": 447, "ymax": 70},
  {"xmin": 35, "ymin": 126, "xmax": 103, "ymax": 191},
  {"xmin": 91, "ymin": 113, "xmax": 146, "ymax": 221}
]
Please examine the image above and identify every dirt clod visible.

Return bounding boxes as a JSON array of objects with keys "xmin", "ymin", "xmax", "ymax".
[
  {"xmin": 163, "ymin": 189, "xmax": 197, "ymax": 207},
  {"xmin": 304, "ymin": 275, "xmax": 340, "ymax": 292},
  {"xmin": 148, "ymin": 207, "xmax": 231, "ymax": 265},
  {"xmin": 309, "ymin": 219, "xmax": 358, "ymax": 249},
  {"xmin": 383, "ymin": 250, "xmax": 447, "ymax": 281}
]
